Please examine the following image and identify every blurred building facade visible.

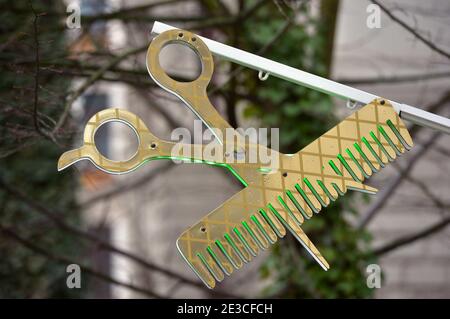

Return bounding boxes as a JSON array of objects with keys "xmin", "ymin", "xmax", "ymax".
[
  {"xmin": 333, "ymin": 0, "xmax": 450, "ymax": 298},
  {"xmin": 69, "ymin": 0, "xmax": 450, "ymax": 298}
]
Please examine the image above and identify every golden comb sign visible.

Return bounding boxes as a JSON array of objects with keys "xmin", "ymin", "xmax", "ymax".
[{"xmin": 59, "ymin": 28, "xmax": 416, "ymax": 289}]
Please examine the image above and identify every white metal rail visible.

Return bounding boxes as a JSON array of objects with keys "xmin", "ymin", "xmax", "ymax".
[{"xmin": 152, "ymin": 21, "xmax": 450, "ymax": 135}]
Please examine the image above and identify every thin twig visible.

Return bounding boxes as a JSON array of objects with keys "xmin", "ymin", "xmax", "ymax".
[
  {"xmin": 370, "ymin": 0, "xmax": 450, "ymax": 59},
  {"xmin": 80, "ymin": 163, "xmax": 173, "ymax": 208},
  {"xmin": 0, "ymin": 176, "xmax": 239, "ymax": 298},
  {"xmin": 357, "ymin": 90, "xmax": 450, "ymax": 229},
  {"xmin": 52, "ymin": 45, "xmax": 148, "ymax": 135},
  {"xmin": 0, "ymin": 223, "xmax": 165, "ymax": 298},
  {"xmin": 373, "ymin": 214, "xmax": 450, "ymax": 256}
]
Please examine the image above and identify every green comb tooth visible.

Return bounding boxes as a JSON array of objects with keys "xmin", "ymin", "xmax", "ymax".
[
  {"xmin": 259, "ymin": 209, "xmax": 285, "ymax": 238},
  {"xmin": 224, "ymin": 233, "xmax": 249, "ymax": 263},
  {"xmin": 233, "ymin": 227, "xmax": 257, "ymax": 257},
  {"xmin": 277, "ymin": 195, "xmax": 303, "ymax": 225},
  {"xmin": 345, "ymin": 148, "xmax": 370, "ymax": 178},
  {"xmin": 303, "ymin": 177, "xmax": 328, "ymax": 207},
  {"xmin": 242, "ymin": 221, "xmax": 266, "ymax": 250},
  {"xmin": 295, "ymin": 183, "xmax": 319, "ymax": 214},
  {"xmin": 331, "ymin": 182, "xmax": 345, "ymax": 196},
  {"xmin": 215, "ymin": 240, "xmax": 241, "ymax": 269},
  {"xmin": 316, "ymin": 180, "xmax": 336, "ymax": 201},
  {"xmin": 386, "ymin": 119, "xmax": 412, "ymax": 150},
  {"xmin": 369, "ymin": 131, "xmax": 394, "ymax": 161},
  {"xmin": 378, "ymin": 124, "xmax": 402, "ymax": 155},
  {"xmin": 328, "ymin": 159, "xmax": 343, "ymax": 176},
  {"xmin": 337, "ymin": 153, "xmax": 362, "ymax": 182},
  {"xmin": 286, "ymin": 190, "xmax": 310, "ymax": 219},
  {"xmin": 250, "ymin": 215, "xmax": 276, "ymax": 244},
  {"xmin": 362, "ymin": 136, "xmax": 385, "ymax": 167},
  {"xmin": 207, "ymin": 246, "xmax": 230, "ymax": 276},
  {"xmin": 197, "ymin": 252, "xmax": 223, "ymax": 282},
  {"xmin": 353, "ymin": 142, "xmax": 378, "ymax": 173}
]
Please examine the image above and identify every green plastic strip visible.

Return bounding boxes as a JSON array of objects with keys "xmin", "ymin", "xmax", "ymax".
[
  {"xmin": 259, "ymin": 209, "xmax": 283, "ymax": 238},
  {"xmin": 277, "ymin": 195, "xmax": 303, "ymax": 225},
  {"xmin": 303, "ymin": 177, "xmax": 327, "ymax": 207},
  {"xmin": 250, "ymin": 215, "xmax": 275, "ymax": 244},
  {"xmin": 331, "ymin": 182, "xmax": 345, "ymax": 196},
  {"xmin": 328, "ymin": 159, "xmax": 343, "ymax": 176},
  {"xmin": 378, "ymin": 125, "xmax": 401, "ymax": 155},
  {"xmin": 316, "ymin": 180, "xmax": 335, "ymax": 201},
  {"xmin": 353, "ymin": 142, "xmax": 378, "ymax": 173},
  {"xmin": 224, "ymin": 233, "xmax": 248, "ymax": 263},
  {"xmin": 233, "ymin": 227, "xmax": 257, "ymax": 257},
  {"xmin": 242, "ymin": 221, "xmax": 265, "ymax": 250},
  {"xmin": 295, "ymin": 183, "xmax": 319, "ymax": 213},
  {"xmin": 197, "ymin": 252, "xmax": 220, "ymax": 280},
  {"xmin": 207, "ymin": 246, "xmax": 229, "ymax": 275},
  {"xmin": 361, "ymin": 136, "xmax": 385, "ymax": 167},
  {"xmin": 215, "ymin": 240, "xmax": 239, "ymax": 269},
  {"xmin": 286, "ymin": 190, "xmax": 310, "ymax": 219},
  {"xmin": 386, "ymin": 119, "xmax": 411, "ymax": 150},
  {"xmin": 369, "ymin": 131, "xmax": 394, "ymax": 161},
  {"xmin": 337, "ymin": 153, "xmax": 361, "ymax": 182},
  {"xmin": 345, "ymin": 148, "xmax": 370, "ymax": 178}
]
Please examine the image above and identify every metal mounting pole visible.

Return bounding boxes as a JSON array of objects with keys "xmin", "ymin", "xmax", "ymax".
[{"xmin": 151, "ymin": 21, "xmax": 450, "ymax": 135}]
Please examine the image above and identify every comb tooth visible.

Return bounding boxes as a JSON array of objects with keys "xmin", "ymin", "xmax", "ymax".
[
  {"xmin": 369, "ymin": 131, "xmax": 395, "ymax": 162},
  {"xmin": 353, "ymin": 142, "xmax": 380, "ymax": 174},
  {"xmin": 267, "ymin": 203, "xmax": 330, "ymax": 270},
  {"xmin": 215, "ymin": 239, "xmax": 243, "ymax": 270},
  {"xmin": 250, "ymin": 214, "xmax": 277, "ymax": 244},
  {"xmin": 295, "ymin": 183, "xmax": 320, "ymax": 213},
  {"xmin": 303, "ymin": 177, "xmax": 330, "ymax": 208},
  {"xmin": 215, "ymin": 239, "xmax": 243, "ymax": 269},
  {"xmin": 286, "ymin": 190, "xmax": 312, "ymax": 219},
  {"xmin": 337, "ymin": 153, "xmax": 363, "ymax": 182},
  {"xmin": 225, "ymin": 232, "xmax": 251, "ymax": 263},
  {"xmin": 207, "ymin": 245, "xmax": 234, "ymax": 276},
  {"xmin": 176, "ymin": 238, "xmax": 216, "ymax": 289},
  {"xmin": 345, "ymin": 148, "xmax": 371, "ymax": 178},
  {"xmin": 346, "ymin": 180, "xmax": 378, "ymax": 195},
  {"xmin": 197, "ymin": 251, "xmax": 225, "ymax": 282},
  {"xmin": 243, "ymin": 220, "xmax": 268, "ymax": 250},
  {"xmin": 277, "ymin": 195, "xmax": 304, "ymax": 225},
  {"xmin": 386, "ymin": 119, "xmax": 413, "ymax": 150},
  {"xmin": 233, "ymin": 226, "xmax": 259, "ymax": 257},
  {"xmin": 377, "ymin": 125, "xmax": 402, "ymax": 156},
  {"xmin": 361, "ymin": 136, "xmax": 387, "ymax": 167},
  {"xmin": 259, "ymin": 208, "xmax": 286, "ymax": 238},
  {"xmin": 316, "ymin": 180, "xmax": 337, "ymax": 202},
  {"xmin": 331, "ymin": 182, "xmax": 345, "ymax": 196}
]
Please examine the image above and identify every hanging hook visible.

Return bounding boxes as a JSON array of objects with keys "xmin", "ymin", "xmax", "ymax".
[
  {"xmin": 258, "ymin": 70, "xmax": 269, "ymax": 81},
  {"xmin": 346, "ymin": 99, "xmax": 361, "ymax": 109}
]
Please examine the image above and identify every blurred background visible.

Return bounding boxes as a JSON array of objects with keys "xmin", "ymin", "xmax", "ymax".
[{"xmin": 0, "ymin": 0, "xmax": 449, "ymax": 298}]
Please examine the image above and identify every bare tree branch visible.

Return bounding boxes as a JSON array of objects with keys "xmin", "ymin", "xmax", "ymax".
[
  {"xmin": 373, "ymin": 214, "xmax": 450, "ymax": 256},
  {"xmin": 357, "ymin": 89, "xmax": 450, "ymax": 229},
  {"xmin": 370, "ymin": 0, "xmax": 450, "ymax": 59},
  {"xmin": 0, "ymin": 223, "xmax": 165, "ymax": 298},
  {"xmin": 80, "ymin": 163, "xmax": 173, "ymax": 208},
  {"xmin": 0, "ymin": 176, "xmax": 240, "ymax": 298},
  {"xmin": 52, "ymin": 44, "xmax": 149, "ymax": 135}
]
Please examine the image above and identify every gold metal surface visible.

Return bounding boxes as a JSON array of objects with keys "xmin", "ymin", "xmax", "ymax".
[{"xmin": 58, "ymin": 28, "xmax": 414, "ymax": 289}]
